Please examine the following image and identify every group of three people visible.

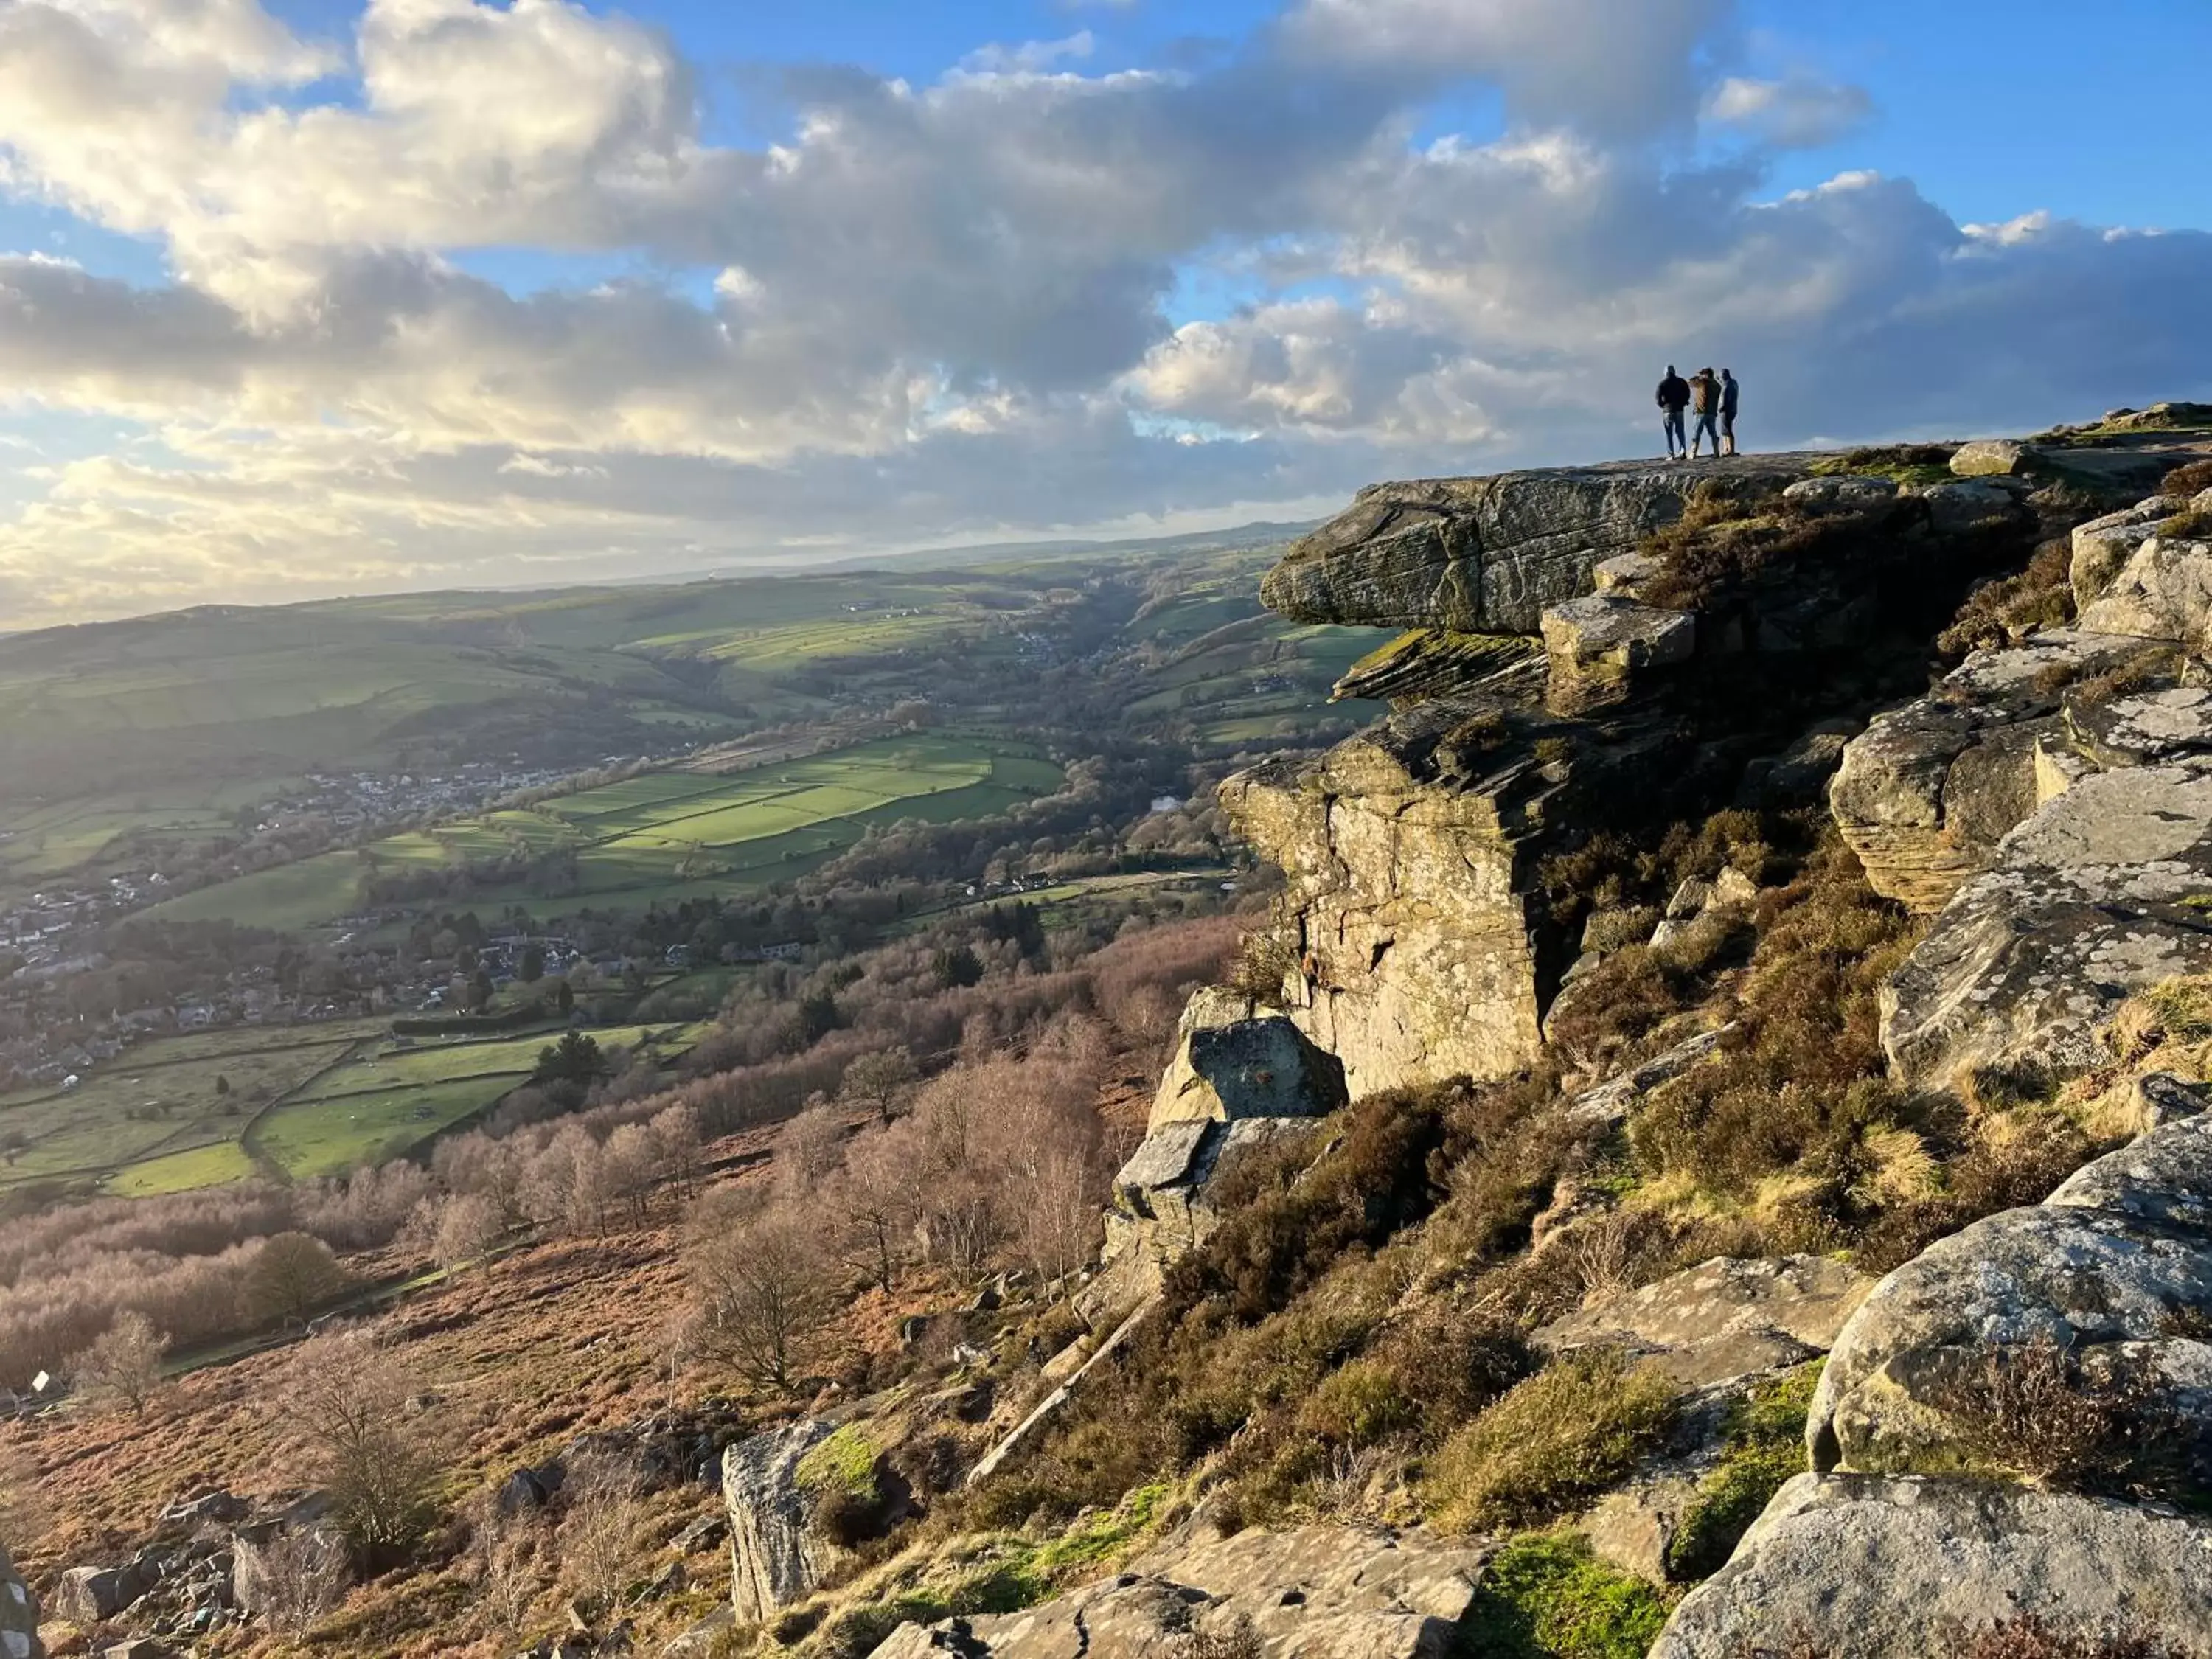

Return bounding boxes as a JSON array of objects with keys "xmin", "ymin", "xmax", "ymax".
[{"xmin": 1656, "ymin": 365, "xmax": 1738, "ymax": 459}]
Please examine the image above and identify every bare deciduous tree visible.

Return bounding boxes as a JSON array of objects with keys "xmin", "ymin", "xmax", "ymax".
[
  {"xmin": 838, "ymin": 1046, "xmax": 919, "ymax": 1126},
  {"xmin": 67, "ymin": 1309, "xmax": 167, "ymax": 1415},
  {"xmin": 830, "ymin": 1125, "xmax": 921, "ymax": 1291},
  {"xmin": 466, "ymin": 1496, "xmax": 547, "ymax": 1642},
  {"xmin": 431, "ymin": 1192, "xmax": 506, "ymax": 1269},
  {"xmin": 248, "ymin": 1231, "xmax": 351, "ymax": 1326},
  {"xmin": 772, "ymin": 1100, "xmax": 845, "ymax": 1203},
  {"xmin": 684, "ymin": 1192, "xmax": 832, "ymax": 1392},
  {"xmin": 274, "ymin": 1327, "xmax": 441, "ymax": 1557},
  {"xmin": 235, "ymin": 1526, "xmax": 348, "ymax": 1635},
  {"xmin": 558, "ymin": 1445, "xmax": 648, "ymax": 1615}
]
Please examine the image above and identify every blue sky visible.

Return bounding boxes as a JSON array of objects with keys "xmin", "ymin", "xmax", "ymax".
[{"xmin": 0, "ymin": 0, "xmax": 2208, "ymax": 625}]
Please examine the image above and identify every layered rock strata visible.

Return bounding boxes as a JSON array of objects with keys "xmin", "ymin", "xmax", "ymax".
[
  {"xmin": 1259, "ymin": 457, "xmax": 1822, "ymax": 634},
  {"xmin": 1837, "ymin": 487, "xmax": 2212, "ymax": 1090},
  {"xmin": 870, "ymin": 1524, "xmax": 1492, "ymax": 1659}
]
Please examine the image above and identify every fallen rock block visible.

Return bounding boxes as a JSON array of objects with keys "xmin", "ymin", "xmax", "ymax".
[
  {"xmin": 869, "ymin": 1526, "xmax": 1491, "ymax": 1659},
  {"xmin": 1809, "ymin": 1107, "xmax": 2212, "ymax": 1478},
  {"xmin": 723, "ymin": 1421, "xmax": 846, "ymax": 1624},
  {"xmin": 1539, "ymin": 1255, "xmax": 1872, "ymax": 1389},
  {"xmin": 1649, "ymin": 1473, "xmax": 2212, "ymax": 1659}
]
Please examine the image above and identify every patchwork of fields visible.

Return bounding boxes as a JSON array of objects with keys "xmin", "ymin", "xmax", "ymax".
[
  {"xmin": 149, "ymin": 734, "xmax": 1065, "ymax": 933},
  {"xmin": 0, "ymin": 1015, "xmax": 711, "ymax": 1196}
]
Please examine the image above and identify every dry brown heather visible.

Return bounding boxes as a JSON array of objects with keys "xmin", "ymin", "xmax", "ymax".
[{"xmin": 4, "ymin": 1113, "xmax": 1001, "ymax": 1657}]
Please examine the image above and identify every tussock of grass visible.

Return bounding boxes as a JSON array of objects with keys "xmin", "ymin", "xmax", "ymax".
[
  {"xmin": 1938, "ymin": 539, "xmax": 2076, "ymax": 656},
  {"xmin": 1425, "ymin": 1349, "xmax": 1678, "ymax": 1534}
]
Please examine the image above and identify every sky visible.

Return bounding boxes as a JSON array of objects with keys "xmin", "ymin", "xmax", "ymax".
[{"xmin": 0, "ymin": 0, "xmax": 2208, "ymax": 627}]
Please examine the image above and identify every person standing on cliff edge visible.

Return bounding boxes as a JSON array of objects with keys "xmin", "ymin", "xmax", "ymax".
[
  {"xmin": 1687, "ymin": 366, "xmax": 1722, "ymax": 457},
  {"xmin": 1657, "ymin": 365, "xmax": 1690, "ymax": 458},
  {"xmin": 1720, "ymin": 368, "xmax": 1740, "ymax": 456}
]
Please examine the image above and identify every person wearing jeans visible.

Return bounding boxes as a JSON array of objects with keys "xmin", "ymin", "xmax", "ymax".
[
  {"xmin": 1688, "ymin": 367, "xmax": 1722, "ymax": 457},
  {"xmin": 1656, "ymin": 365, "xmax": 1690, "ymax": 458},
  {"xmin": 1719, "ymin": 369, "xmax": 1740, "ymax": 455}
]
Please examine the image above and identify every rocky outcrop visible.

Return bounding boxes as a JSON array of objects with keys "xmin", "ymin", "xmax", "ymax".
[
  {"xmin": 1540, "ymin": 1255, "xmax": 1872, "ymax": 1391},
  {"xmin": 1091, "ymin": 990, "xmax": 1349, "ymax": 1298},
  {"xmin": 1882, "ymin": 762, "xmax": 2212, "ymax": 1089},
  {"xmin": 723, "ymin": 1420, "xmax": 845, "ymax": 1624},
  {"xmin": 1540, "ymin": 594, "xmax": 1695, "ymax": 716},
  {"xmin": 869, "ymin": 1525, "xmax": 1491, "ymax": 1659},
  {"xmin": 1332, "ymin": 630, "xmax": 1538, "ymax": 705},
  {"xmin": 0, "ymin": 1543, "xmax": 38, "ymax": 1659},
  {"xmin": 1829, "ymin": 627, "xmax": 2154, "ymax": 913},
  {"xmin": 1260, "ymin": 457, "xmax": 1821, "ymax": 635},
  {"xmin": 1650, "ymin": 1474, "xmax": 2212, "ymax": 1659},
  {"xmin": 1221, "ymin": 696, "xmax": 1658, "ymax": 1096},
  {"xmin": 1822, "ymin": 484, "xmax": 2212, "ymax": 1091},
  {"xmin": 1808, "ymin": 1103, "xmax": 2212, "ymax": 1479}
]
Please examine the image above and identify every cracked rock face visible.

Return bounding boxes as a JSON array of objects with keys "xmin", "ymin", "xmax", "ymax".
[
  {"xmin": 1807, "ymin": 1108, "xmax": 2212, "ymax": 1480},
  {"xmin": 723, "ymin": 1420, "xmax": 845, "ymax": 1624},
  {"xmin": 1218, "ymin": 697, "xmax": 1568, "ymax": 1097},
  {"xmin": 868, "ymin": 1526, "xmax": 1492, "ymax": 1659},
  {"xmin": 1649, "ymin": 1473, "xmax": 2212, "ymax": 1659},
  {"xmin": 1828, "ymin": 627, "xmax": 2154, "ymax": 913},
  {"xmin": 1258, "ymin": 459, "xmax": 1819, "ymax": 635},
  {"xmin": 1879, "ymin": 761, "xmax": 2212, "ymax": 1090}
]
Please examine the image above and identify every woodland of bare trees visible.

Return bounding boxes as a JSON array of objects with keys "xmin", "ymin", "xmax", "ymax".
[{"xmin": 0, "ymin": 908, "xmax": 1238, "ymax": 1391}]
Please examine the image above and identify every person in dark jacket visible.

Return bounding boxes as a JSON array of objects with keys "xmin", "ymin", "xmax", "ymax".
[
  {"xmin": 1719, "ymin": 369, "xmax": 1740, "ymax": 456},
  {"xmin": 1656, "ymin": 365, "xmax": 1690, "ymax": 458},
  {"xmin": 1688, "ymin": 367, "xmax": 1722, "ymax": 457}
]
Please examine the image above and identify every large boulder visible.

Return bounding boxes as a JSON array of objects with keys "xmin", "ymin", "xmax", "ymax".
[
  {"xmin": 1258, "ymin": 459, "xmax": 1819, "ymax": 634},
  {"xmin": 722, "ymin": 1420, "xmax": 846, "ymax": 1624},
  {"xmin": 1540, "ymin": 1255, "xmax": 1873, "ymax": 1390},
  {"xmin": 0, "ymin": 1542, "xmax": 38, "ymax": 1659},
  {"xmin": 1879, "ymin": 761, "xmax": 2212, "ymax": 1090},
  {"xmin": 2077, "ymin": 511, "xmax": 2212, "ymax": 644},
  {"xmin": 1146, "ymin": 989, "xmax": 1346, "ymax": 1128},
  {"xmin": 1948, "ymin": 439, "xmax": 2039, "ymax": 477},
  {"xmin": 869, "ymin": 1525, "xmax": 1490, "ymax": 1659},
  {"xmin": 1650, "ymin": 1473, "xmax": 2212, "ymax": 1659},
  {"xmin": 1828, "ymin": 627, "xmax": 2151, "ymax": 912},
  {"xmin": 1808, "ymin": 1108, "xmax": 2212, "ymax": 1478},
  {"xmin": 2070, "ymin": 493, "xmax": 2196, "ymax": 602},
  {"xmin": 50, "ymin": 1565, "xmax": 144, "ymax": 1627}
]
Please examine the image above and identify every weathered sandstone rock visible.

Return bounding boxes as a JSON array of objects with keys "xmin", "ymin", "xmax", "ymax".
[
  {"xmin": 1540, "ymin": 1255, "xmax": 1873, "ymax": 1390},
  {"xmin": 1829, "ymin": 627, "xmax": 2160, "ymax": 911},
  {"xmin": 1880, "ymin": 762, "xmax": 2212, "ymax": 1090},
  {"xmin": 1540, "ymin": 594, "xmax": 1694, "ymax": 717},
  {"xmin": 2071, "ymin": 493, "xmax": 2193, "ymax": 603},
  {"xmin": 1649, "ymin": 1473, "xmax": 2212, "ymax": 1659},
  {"xmin": 51, "ymin": 1565, "xmax": 144, "ymax": 1627},
  {"xmin": 2077, "ymin": 516, "xmax": 2212, "ymax": 644},
  {"xmin": 1949, "ymin": 438, "xmax": 2039, "ymax": 477},
  {"xmin": 869, "ymin": 1525, "xmax": 1491, "ymax": 1659},
  {"xmin": 1145, "ymin": 989, "xmax": 1347, "ymax": 1129},
  {"xmin": 1259, "ymin": 458, "xmax": 1819, "ymax": 634},
  {"xmin": 1331, "ymin": 630, "xmax": 1538, "ymax": 706},
  {"xmin": 723, "ymin": 1420, "xmax": 846, "ymax": 1624},
  {"xmin": 1807, "ymin": 1107, "xmax": 2212, "ymax": 1478},
  {"xmin": 1220, "ymin": 696, "xmax": 1612, "ymax": 1096},
  {"xmin": 1779, "ymin": 473, "xmax": 1898, "ymax": 513}
]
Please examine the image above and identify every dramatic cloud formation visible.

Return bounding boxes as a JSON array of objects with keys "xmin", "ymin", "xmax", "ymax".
[{"xmin": 0, "ymin": 0, "xmax": 2208, "ymax": 624}]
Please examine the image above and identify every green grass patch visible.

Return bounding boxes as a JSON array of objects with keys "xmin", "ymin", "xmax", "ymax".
[
  {"xmin": 1664, "ymin": 1363, "xmax": 1819, "ymax": 1581},
  {"xmin": 1459, "ymin": 1534, "xmax": 1674, "ymax": 1659}
]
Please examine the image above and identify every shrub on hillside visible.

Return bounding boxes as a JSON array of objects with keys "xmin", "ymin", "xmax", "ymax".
[{"xmin": 1425, "ymin": 1349, "xmax": 1678, "ymax": 1534}]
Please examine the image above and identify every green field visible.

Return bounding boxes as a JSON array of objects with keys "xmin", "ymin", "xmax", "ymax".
[
  {"xmin": 150, "ymin": 734, "xmax": 1065, "ymax": 933},
  {"xmin": 0, "ymin": 1016, "xmax": 712, "ymax": 1194}
]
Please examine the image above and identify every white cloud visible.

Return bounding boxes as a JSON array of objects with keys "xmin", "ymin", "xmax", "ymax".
[
  {"xmin": 0, "ymin": 0, "xmax": 2206, "ymax": 625},
  {"xmin": 1705, "ymin": 74, "xmax": 1871, "ymax": 147}
]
